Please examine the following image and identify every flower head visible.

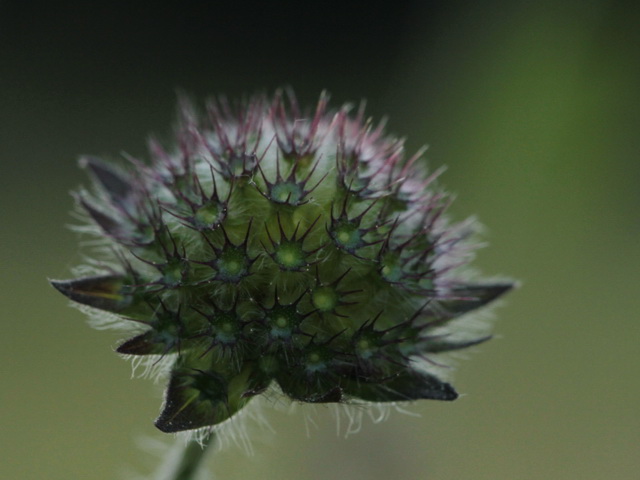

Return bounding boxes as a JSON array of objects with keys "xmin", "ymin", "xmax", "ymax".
[{"xmin": 51, "ymin": 90, "xmax": 512, "ymax": 433}]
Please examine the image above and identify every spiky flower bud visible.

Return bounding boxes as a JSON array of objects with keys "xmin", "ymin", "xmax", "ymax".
[{"xmin": 51, "ymin": 90, "xmax": 512, "ymax": 434}]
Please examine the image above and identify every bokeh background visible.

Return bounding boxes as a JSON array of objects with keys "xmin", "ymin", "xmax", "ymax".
[{"xmin": 1, "ymin": 1, "xmax": 638, "ymax": 479}]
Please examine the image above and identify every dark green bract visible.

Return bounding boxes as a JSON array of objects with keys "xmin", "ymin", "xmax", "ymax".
[{"xmin": 51, "ymin": 91, "xmax": 512, "ymax": 433}]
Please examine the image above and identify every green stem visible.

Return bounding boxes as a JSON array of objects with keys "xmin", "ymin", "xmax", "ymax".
[{"xmin": 153, "ymin": 432, "xmax": 216, "ymax": 480}]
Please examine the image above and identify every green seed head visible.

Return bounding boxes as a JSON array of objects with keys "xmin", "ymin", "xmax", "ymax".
[{"xmin": 50, "ymin": 90, "xmax": 514, "ymax": 433}]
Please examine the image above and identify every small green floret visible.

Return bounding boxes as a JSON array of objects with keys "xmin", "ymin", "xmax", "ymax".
[
  {"xmin": 332, "ymin": 223, "xmax": 362, "ymax": 251},
  {"xmin": 311, "ymin": 287, "xmax": 338, "ymax": 312},
  {"xmin": 214, "ymin": 248, "xmax": 251, "ymax": 282},
  {"xmin": 275, "ymin": 242, "xmax": 305, "ymax": 269}
]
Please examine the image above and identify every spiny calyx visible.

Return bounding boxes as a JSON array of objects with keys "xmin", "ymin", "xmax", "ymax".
[{"xmin": 51, "ymin": 90, "xmax": 513, "ymax": 433}]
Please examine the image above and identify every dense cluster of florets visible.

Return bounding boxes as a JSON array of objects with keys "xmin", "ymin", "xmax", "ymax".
[{"xmin": 51, "ymin": 91, "xmax": 512, "ymax": 433}]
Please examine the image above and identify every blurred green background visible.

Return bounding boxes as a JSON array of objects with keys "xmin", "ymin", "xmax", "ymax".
[{"xmin": 1, "ymin": 1, "xmax": 638, "ymax": 479}]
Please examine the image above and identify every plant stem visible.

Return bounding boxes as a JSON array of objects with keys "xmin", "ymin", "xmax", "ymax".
[{"xmin": 153, "ymin": 432, "xmax": 216, "ymax": 480}]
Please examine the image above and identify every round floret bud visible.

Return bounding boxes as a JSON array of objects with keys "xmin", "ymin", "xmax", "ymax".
[{"xmin": 51, "ymin": 90, "xmax": 514, "ymax": 434}]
